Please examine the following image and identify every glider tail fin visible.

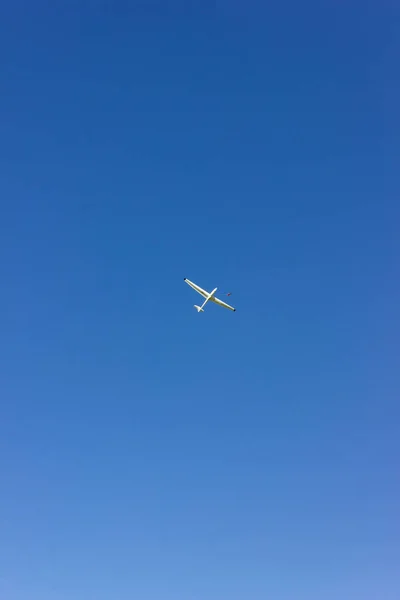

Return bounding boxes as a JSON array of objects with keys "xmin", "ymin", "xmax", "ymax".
[{"xmin": 194, "ymin": 305, "xmax": 204, "ymax": 313}]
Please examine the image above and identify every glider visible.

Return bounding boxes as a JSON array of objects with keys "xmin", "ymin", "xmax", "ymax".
[{"xmin": 184, "ymin": 278, "xmax": 236, "ymax": 312}]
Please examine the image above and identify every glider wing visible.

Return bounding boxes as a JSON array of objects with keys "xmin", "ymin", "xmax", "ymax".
[
  {"xmin": 210, "ymin": 296, "xmax": 236, "ymax": 311},
  {"xmin": 183, "ymin": 278, "xmax": 209, "ymax": 299}
]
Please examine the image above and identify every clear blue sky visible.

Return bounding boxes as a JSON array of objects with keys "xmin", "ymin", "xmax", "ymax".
[{"xmin": 0, "ymin": 2, "xmax": 399, "ymax": 599}]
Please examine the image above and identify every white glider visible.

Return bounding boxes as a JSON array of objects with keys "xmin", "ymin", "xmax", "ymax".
[{"xmin": 184, "ymin": 278, "xmax": 236, "ymax": 313}]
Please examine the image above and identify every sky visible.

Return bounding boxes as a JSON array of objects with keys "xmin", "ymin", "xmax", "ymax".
[{"xmin": 0, "ymin": 2, "xmax": 399, "ymax": 599}]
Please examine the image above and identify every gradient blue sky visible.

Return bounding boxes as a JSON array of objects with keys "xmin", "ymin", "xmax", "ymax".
[{"xmin": 0, "ymin": 2, "xmax": 399, "ymax": 599}]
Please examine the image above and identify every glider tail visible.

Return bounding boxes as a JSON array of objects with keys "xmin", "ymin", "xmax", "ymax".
[{"xmin": 194, "ymin": 305, "xmax": 204, "ymax": 313}]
